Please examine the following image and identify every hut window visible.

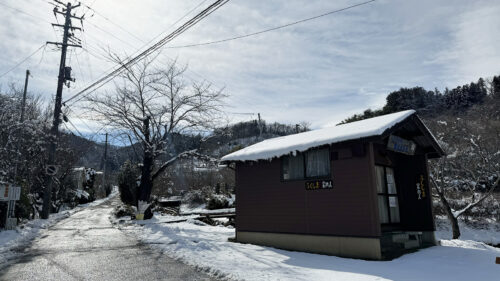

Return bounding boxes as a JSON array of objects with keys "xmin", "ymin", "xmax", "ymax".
[
  {"xmin": 305, "ymin": 148, "xmax": 330, "ymax": 178},
  {"xmin": 376, "ymin": 166, "xmax": 400, "ymax": 224},
  {"xmin": 282, "ymin": 153, "xmax": 304, "ymax": 180}
]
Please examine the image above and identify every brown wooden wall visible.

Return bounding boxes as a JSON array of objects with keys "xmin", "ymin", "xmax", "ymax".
[
  {"xmin": 235, "ymin": 143, "xmax": 381, "ymax": 238},
  {"xmin": 373, "ymin": 143, "xmax": 435, "ymax": 231}
]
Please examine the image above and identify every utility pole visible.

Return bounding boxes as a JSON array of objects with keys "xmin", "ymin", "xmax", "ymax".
[
  {"xmin": 20, "ymin": 70, "xmax": 30, "ymax": 123},
  {"xmin": 257, "ymin": 113, "xmax": 263, "ymax": 139},
  {"xmin": 42, "ymin": 1, "xmax": 83, "ymax": 219},
  {"xmin": 101, "ymin": 133, "xmax": 108, "ymax": 195},
  {"xmin": 14, "ymin": 69, "xmax": 31, "ymax": 180}
]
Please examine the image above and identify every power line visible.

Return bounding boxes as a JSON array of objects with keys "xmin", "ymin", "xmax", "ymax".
[
  {"xmin": 72, "ymin": 49, "xmax": 87, "ymax": 84},
  {"xmin": 36, "ymin": 44, "xmax": 48, "ymax": 67},
  {"xmin": 69, "ymin": 0, "xmax": 376, "ymax": 107},
  {"xmin": 86, "ymin": 0, "xmax": 210, "ymax": 48},
  {"xmin": 0, "ymin": 2, "xmax": 51, "ymax": 23},
  {"xmin": 63, "ymin": 0, "xmax": 214, "ymax": 105},
  {"xmin": 64, "ymin": 107, "xmax": 106, "ymax": 141},
  {"xmin": 81, "ymin": 32, "xmax": 95, "ymax": 81},
  {"xmin": 80, "ymin": 13, "xmax": 225, "ymax": 91},
  {"xmin": 82, "ymin": 4, "xmax": 144, "ymax": 44},
  {"xmin": 167, "ymin": 0, "xmax": 377, "ymax": 49},
  {"xmin": 0, "ymin": 44, "xmax": 46, "ymax": 78},
  {"xmin": 65, "ymin": 117, "xmax": 85, "ymax": 138},
  {"xmin": 82, "ymin": 0, "xmax": 216, "ymax": 79},
  {"xmin": 12, "ymin": 0, "xmax": 223, "ymax": 107},
  {"xmin": 78, "ymin": 3, "xmax": 224, "ymax": 92},
  {"xmin": 62, "ymin": 0, "xmax": 231, "ymax": 107}
]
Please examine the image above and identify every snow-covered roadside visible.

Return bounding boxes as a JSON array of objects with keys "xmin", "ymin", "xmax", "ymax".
[
  {"xmin": 180, "ymin": 205, "xmax": 235, "ymax": 215},
  {"xmin": 0, "ymin": 188, "xmax": 118, "ymax": 265},
  {"xmin": 120, "ymin": 213, "xmax": 500, "ymax": 281},
  {"xmin": 435, "ymin": 217, "xmax": 500, "ymax": 245}
]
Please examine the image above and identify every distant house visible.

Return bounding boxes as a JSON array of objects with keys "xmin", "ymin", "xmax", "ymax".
[
  {"xmin": 72, "ymin": 167, "xmax": 86, "ymax": 190},
  {"xmin": 221, "ymin": 110, "xmax": 444, "ymax": 260},
  {"xmin": 70, "ymin": 167, "xmax": 105, "ymax": 200}
]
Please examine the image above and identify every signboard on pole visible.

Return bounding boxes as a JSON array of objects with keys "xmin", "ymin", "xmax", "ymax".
[
  {"xmin": 0, "ymin": 183, "xmax": 21, "ymax": 201},
  {"xmin": 10, "ymin": 186, "xmax": 21, "ymax": 201},
  {"xmin": 0, "ymin": 183, "xmax": 10, "ymax": 201},
  {"xmin": 46, "ymin": 165, "xmax": 59, "ymax": 176}
]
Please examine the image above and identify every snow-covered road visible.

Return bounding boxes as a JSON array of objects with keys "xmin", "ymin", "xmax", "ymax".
[{"xmin": 0, "ymin": 196, "xmax": 216, "ymax": 281}]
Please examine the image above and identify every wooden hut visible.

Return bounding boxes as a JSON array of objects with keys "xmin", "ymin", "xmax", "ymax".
[{"xmin": 221, "ymin": 110, "xmax": 444, "ymax": 260}]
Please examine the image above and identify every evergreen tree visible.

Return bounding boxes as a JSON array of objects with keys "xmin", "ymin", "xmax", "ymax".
[
  {"xmin": 341, "ymin": 76, "xmax": 491, "ymax": 123},
  {"xmin": 383, "ymin": 87, "xmax": 439, "ymax": 113},
  {"xmin": 492, "ymin": 75, "xmax": 500, "ymax": 99},
  {"xmin": 118, "ymin": 161, "xmax": 139, "ymax": 206}
]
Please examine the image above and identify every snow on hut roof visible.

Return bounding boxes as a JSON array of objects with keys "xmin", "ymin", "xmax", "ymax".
[{"xmin": 221, "ymin": 110, "xmax": 416, "ymax": 162}]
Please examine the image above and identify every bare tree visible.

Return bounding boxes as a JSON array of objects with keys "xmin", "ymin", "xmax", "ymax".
[
  {"xmin": 86, "ymin": 55, "xmax": 226, "ymax": 214},
  {"xmin": 427, "ymin": 99, "xmax": 500, "ymax": 239}
]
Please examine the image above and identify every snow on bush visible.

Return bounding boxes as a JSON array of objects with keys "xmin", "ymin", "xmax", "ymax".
[
  {"xmin": 181, "ymin": 187, "xmax": 233, "ymax": 210},
  {"xmin": 206, "ymin": 194, "xmax": 230, "ymax": 210}
]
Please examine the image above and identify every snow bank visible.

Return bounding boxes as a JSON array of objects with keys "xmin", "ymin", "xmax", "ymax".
[
  {"xmin": 180, "ymin": 205, "xmax": 235, "ymax": 215},
  {"xmin": 0, "ymin": 187, "xmax": 118, "ymax": 265},
  {"xmin": 121, "ymin": 214, "xmax": 500, "ymax": 281},
  {"xmin": 435, "ymin": 218, "xmax": 500, "ymax": 245},
  {"xmin": 221, "ymin": 110, "xmax": 416, "ymax": 162}
]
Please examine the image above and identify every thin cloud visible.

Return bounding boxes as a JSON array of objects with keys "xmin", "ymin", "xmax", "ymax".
[{"xmin": 0, "ymin": 0, "xmax": 499, "ymax": 130}]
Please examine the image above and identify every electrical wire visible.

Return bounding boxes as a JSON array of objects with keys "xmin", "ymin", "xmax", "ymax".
[
  {"xmin": 8, "ymin": 0, "xmax": 223, "ymax": 107},
  {"xmin": 81, "ymin": 16, "xmax": 223, "ymax": 92},
  {"xmin": 65, "ymin": 117, "xmax": 85, "ymax": 138},
  {"xmin": 0, "ymin": 44, "xmax": 46, "ymax": 78},
  {"xmin": 81, "ymin": 33, "xmax": 95, "ymax": 81},
  {"xmin": 167, "ymin": 0, "xmax": 377, "ymax": 49},
  {"xmin": 78, "ymin": 5, "xmax": 223, "ymax": 91},
  {"xmin": 0, "ymin": 2, "xmax": 51, "ymax": 23},
  {"xmin": 62, "ymin": 0, "xmax": 231, "ymax": 107},
  {"xmin": 36, "ymin": 44, "xmax": 48, "ymax": 67},
  {"xmin": 67, "ymin": 0, "xmax": 376, "ymax": 107},
  {"xmin": 86, "ymin": 0, "xmax": 210, "ymax": 47},
  {"xmin": 73, "ymin": 49, "xmax": 87, "ymax": 84},
  {"xmin": 80, "ymin": 0, "xmax": 214, "ymax": 82}
]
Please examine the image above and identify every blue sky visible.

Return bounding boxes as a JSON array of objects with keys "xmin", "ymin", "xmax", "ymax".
[{"xmin": 1, "ymin": 0, "xmax": 499, "ymax": 136}]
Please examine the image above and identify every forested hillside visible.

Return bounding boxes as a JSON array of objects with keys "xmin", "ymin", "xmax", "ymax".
[
  {"xmin": 341, "ymin": 75, "xmax": 500, "ymax": 123},
  {"xmin": 76, "ymin": 118, "xmax": 308, "ymax": 170}
]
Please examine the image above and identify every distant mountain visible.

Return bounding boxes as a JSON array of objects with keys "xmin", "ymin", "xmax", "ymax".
[{"xmin": 72, "ymin": 120, "xmax": 306, "ymax": 172}]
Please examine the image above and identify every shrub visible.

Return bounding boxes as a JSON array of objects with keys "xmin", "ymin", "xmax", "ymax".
[
  {"xmin": 114, "ymin": 204, "xmax": 136, "ymax": 218},
  {"xmin": 182, "ymin": 189, "xmax": 205, "ymax": 205},
  {"xmin": 206, "ymin": 194, "xmax": 230, "ymax": 210}
]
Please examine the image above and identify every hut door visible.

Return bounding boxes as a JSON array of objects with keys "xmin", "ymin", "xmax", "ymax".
[{"xmin": 375, "ymin": 166, "xmax": 401, "ymax": 225}]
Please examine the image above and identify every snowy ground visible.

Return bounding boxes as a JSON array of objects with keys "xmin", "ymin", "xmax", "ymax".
[
  {"xmin": 180, "ymin": 205, "xmax": 235, "ymax": 215},
  {"xmin": 119, "ymin": 213, "xmax": 500, "ymax": 281},
  {"xmin": 435, "ymin": 217, "xmax": 500, "ymax": 245},
  {"xmin": 179, "ymin": 195, "xmax": 235, "ymax": 215},
  {"xmin": 0, "ymin": 188, "xmax": 118, "ymax": 265}
]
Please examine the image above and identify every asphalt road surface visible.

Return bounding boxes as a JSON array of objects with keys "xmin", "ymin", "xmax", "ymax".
[{"xmin": 0, "ymin": 196, "xmax": 216, "ymax": 281}]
